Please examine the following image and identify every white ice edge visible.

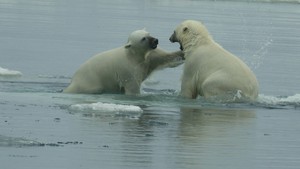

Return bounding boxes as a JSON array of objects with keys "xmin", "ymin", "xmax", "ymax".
[
  {"xmin": 69, "ymin": 102, "xmax": 143, "ymax": 113},
  {"xmin": 0, "ymin": 66, "xmax": 22, "ymax": 76}
]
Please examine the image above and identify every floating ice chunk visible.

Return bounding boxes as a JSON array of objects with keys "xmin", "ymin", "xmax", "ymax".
[
  {"xmin": 0, "ymin": 66, "xmax": 22, "ymax": 77},
  {"xmin": 69, "ymin": 102, "xmax": 143, "ymax": 114}
]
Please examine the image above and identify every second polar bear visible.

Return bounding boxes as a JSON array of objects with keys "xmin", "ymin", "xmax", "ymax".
[
  {"xmin": 63, "ymin": 29, "xmax": 184, "ymax": 94},
  {"xmin": 169, "ymin": 20, "xmax": 259, "ymax": 101}
]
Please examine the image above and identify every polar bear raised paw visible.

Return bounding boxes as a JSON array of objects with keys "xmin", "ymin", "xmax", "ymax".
[{"xmin": 64, "ymin": 29, "xmax": 184, "ymax": 95}]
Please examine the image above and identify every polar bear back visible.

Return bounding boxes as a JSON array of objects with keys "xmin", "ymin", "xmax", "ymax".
[
  {"xmin": 64, "ymin": 29, "xmax": 184, "ymax": 94},
  {"xmin": 171, "ymin": 20, "xmax": 259, "ymax": 101},
  {"xmin": 64, "ymin": 47, "xmax": 138, "ymax": 94},
  {"xmin": 183, "ymin": 43, "xmax": 258, "ymax": 100}
]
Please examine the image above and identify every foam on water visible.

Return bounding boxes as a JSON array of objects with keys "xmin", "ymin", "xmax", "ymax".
[
  {"xmin": 257, "ymin": 0, "xmax": 300, "ymax": 3},
  {"xmin": 0, "ymin": 135, "xmax": 42, "ymax": 147},
  {"xmin": 257, "ymin": 94, "xmax": 300, "ymax": 107},
  {"xmin": 0, "ymin": 66, "xmax": 22, "ymax": 77},
  {"xmin": 140, "ymin": 89, "xmax": 300, "ymax": 109},
  {"xmin": 212, "ymin": 0, "xmax": 300, "ymax": 3}
]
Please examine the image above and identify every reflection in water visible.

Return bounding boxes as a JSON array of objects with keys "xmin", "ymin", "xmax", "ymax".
[
  {"xmin": 176, "ymin": 108, "xmax": 256, "ymax": 168},
  {"xmin": 115, "ymin": 107, "xmax": 257, "ymax": 168},
  {"xmin": 179, "ymin": 107, "xmax": 256, "ymax": 138}
]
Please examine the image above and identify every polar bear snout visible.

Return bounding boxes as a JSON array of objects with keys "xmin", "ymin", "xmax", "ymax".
[
  {"xmin": 169, "ymin": 31, "xmax": 178, "ymax": 43},
  {"xmin": 169, "ymin": 32, "xmax": 183, "ymax": 51},
  {"xmin": 149, "ymin": 36, "xmax": 159, "ymax": 49}
]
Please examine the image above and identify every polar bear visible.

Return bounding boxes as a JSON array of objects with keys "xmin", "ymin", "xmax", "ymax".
[
  {"xmin": 63, "ymin": 29, "xmax": 184, "ymax": 94},
  {"xmin": 169, "ymin": 20, "xmax": 259, "ymax": 101}
]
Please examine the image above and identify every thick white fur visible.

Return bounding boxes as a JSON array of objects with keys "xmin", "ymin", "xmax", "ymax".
[
  {"xmin": 63, "ymin": 30, "xmax": 183, "ymax": 94},
  {"xmin": 170, "ymin": 20, "xmax": 259, "ymax": 101}
]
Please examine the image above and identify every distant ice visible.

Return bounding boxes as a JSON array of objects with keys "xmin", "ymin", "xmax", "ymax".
[{"xmin": 0, "ymin": 66, "xmax": 22, "ymax": 77}]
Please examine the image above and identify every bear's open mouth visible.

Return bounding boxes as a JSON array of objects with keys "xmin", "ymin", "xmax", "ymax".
[
  {"xmin": 150, "ymin": 38, "xmax": 158, "ymax": 49},
  {"xmin": 179, "ymin": 43, "xmax": 183, "ymax": 51},
  {"xmin": 151, "ymin": 44, "xmax": 158, "ymax": 49}
]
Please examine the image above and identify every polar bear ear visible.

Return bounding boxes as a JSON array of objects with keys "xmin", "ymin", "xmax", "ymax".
[
  {"xmin": 183, "ymin": 27, "xmax": 188, "ymax": 33},
  {"xmin": 125, "ymin": 40, "xmax": 132, "ymax": 48},
  {"xmin": 125, "ymin": 42, "xmax": 131, "ymax": 48}
]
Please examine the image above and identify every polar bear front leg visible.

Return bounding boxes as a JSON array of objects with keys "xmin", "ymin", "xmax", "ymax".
[
  {"xmin": 180, "ymin": 75, "xmax": 198, "ymax": 99},
  {"xmin": 146, "ymin": 48, "xmax": 184, "ymax": 71},
  {"xmin": 123, "ymin": 80, "xmax": 141, "ymax": 95}
]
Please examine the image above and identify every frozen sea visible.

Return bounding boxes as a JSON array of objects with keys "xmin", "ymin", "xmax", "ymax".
[{"xmin": 0, "ymin": 0, "xmax": 300, "ymax": 169}]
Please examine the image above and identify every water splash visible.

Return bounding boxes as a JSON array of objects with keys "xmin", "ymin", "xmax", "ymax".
[
  {"xmin": 251, "ymin": 39, "xmax": 273, "ymax": 70},
  {"xmin": 257, "ymin": 94, "xmax": 300, "ymax": 108}
]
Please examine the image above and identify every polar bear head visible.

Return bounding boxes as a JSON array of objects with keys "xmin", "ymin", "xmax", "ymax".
[
  {"xmin": 125, "ymin": 29, "xmax": 159, "ymax": 53},
  {"xmin": 169, "ymin": 20, "xmax": 213, "ymax": 51}
]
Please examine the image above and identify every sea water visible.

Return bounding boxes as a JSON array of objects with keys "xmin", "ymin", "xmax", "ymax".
[{"xmin": 0, "ymin": 0, "xmax": 300, "ymax": 169}]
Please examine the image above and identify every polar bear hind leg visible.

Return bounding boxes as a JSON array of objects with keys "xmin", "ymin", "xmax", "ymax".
[{"xmin": 201, "ymin": 71, "xmax": 242, "ymax": 101}]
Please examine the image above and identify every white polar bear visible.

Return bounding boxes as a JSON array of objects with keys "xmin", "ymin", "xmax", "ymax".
[
  {"xmin": 169, "ymin": 20, "xmax": 259, "ymax": 101},
  {"xmin": 63, "ymin": 29, "xmax": 184, "ymax": 94}
]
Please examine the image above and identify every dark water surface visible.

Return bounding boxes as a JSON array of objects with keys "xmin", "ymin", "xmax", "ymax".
[{"xmin": 1, "ymin": 0, "xmax": 300, "ymax": 169}]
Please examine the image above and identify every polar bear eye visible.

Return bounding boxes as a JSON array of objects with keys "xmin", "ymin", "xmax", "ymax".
[{"xmin": 141, "ymin": 37, "xmax": 146, "ymax": 41}]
